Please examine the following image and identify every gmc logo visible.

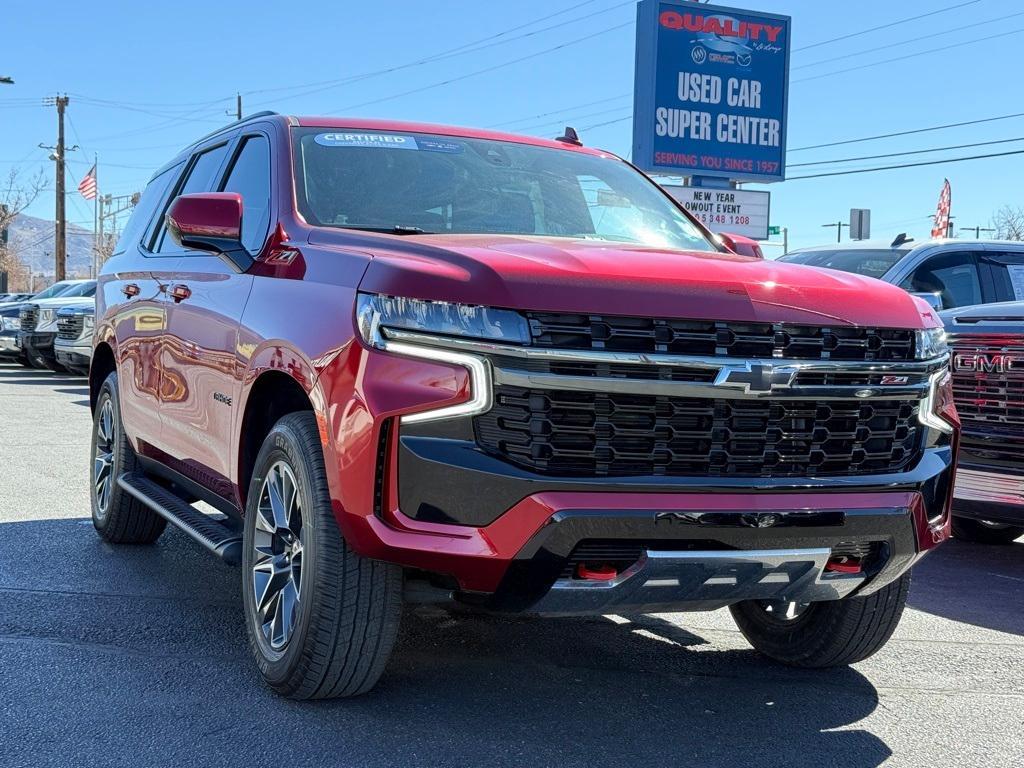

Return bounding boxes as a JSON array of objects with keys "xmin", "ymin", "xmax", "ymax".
[{"xmin": 953, "ymin": 353, "xmax": 1021, "ymax": 373}]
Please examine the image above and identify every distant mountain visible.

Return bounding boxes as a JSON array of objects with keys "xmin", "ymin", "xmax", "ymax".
[{"xmin": 7, "ymin": 213, "xmax": 94, "ymax": 277}]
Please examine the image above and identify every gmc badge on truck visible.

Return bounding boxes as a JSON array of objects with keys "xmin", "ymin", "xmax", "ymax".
[{"xmin": 953, "ymin": 353, "xmax": 1021, "ymax": 373}]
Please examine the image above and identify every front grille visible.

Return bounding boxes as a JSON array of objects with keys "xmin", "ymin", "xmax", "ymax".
[
  {"xmin": 57, "ymin": 314, "xmax": 84, "ymax": 340},
  {"xmin": 949, "ymin": 336, "xmax": 1024, "ymax": 468},
  {"xmin": 525, "ymin": 313, "xmax": 917, "ymax": 361},
  {"xmin": 475, "ymin": 386, "xmax": 921, "ymax": 478},
  {"xmin": 19, "ymin": 307, "xmax": 38, "ymax": 331}
]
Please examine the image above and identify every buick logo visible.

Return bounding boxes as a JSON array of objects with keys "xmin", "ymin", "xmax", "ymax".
[
  {"xmin": 715, "ymin": 362, "xmax": 798, "ymax": 393},
  {"xmin": 953, "ymin": 353, "xmax": 1020, "ymax": 374}
]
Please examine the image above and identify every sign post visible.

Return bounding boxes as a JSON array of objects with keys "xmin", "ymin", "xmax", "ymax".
[
  {"xmin": 632, "ymin": 1, "xmax": 791, "ymax": 183},
  {"xmin": 849, "ymin": 208, "xmax": 871, "ymax": 240}
]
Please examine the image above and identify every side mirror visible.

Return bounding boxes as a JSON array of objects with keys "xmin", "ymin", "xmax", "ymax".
[
  {"xmin": 910, "ymin": 291, "xmax": 944, "ymax": 312},
  {"xmin": 165, "ymin": 193, "xmax": 253, "ymax": 273},
  {"xmin": 718, "ymin": 232, "xmax": 764, "ymax": 259}
]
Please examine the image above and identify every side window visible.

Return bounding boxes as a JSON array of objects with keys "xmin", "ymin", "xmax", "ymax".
[
  {"xmin": 152, "ymin": 143, "xmax": 230, "ymax": 253},
  {"xmin": 220, "ymin": 135, "xmax": 271, "ymax": 254},
  {"xmin": 112, "ymin": 164, "xmax": 179, "ymax": 256},
  {"xmin": 985, "ymin": 252, "xmax": 1024, "ymax": 302},
  {"xmin": 900, "ymin": 252, "xmax": 982, "ymax": 310}
]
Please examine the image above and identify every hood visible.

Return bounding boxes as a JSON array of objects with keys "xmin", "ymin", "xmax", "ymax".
[
  {"xmin": 30, "ymin": 296, "xmax": 96, "ymax": 309},
  {"xmin": 324, "ymin": 231, "xmax": 938, "ymax": 329},
  {"xmin": 941, "ymin": 301, "xmax": 1024, "ymax": 335}
]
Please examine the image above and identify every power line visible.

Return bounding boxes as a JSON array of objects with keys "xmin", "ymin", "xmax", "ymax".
[
  {"xmin": 486, "ymin": 93, "xmax": 631, "ymax": 129},
  {"xmin": 793, "ymin": 0, "xmax": 981, "ymax": 52},
  {"xmin": 244, "ymin": 0, "xmax": 624, "ymax": 105},
  {"xmin": 790, "ymin": 110, "xmax": 1024, "ymax": 152},
  {"xmin": 789, "ymin": 135, "xmax": 1024, "ymax": 168},
  {"xmin": 327, "ymin": 20, "xmax": 633, "ymax": 114},
  {"xmin": 787, "ymin": 148, "xmax": 1024, "ymax": 180},
  {"xmin": 793, "ymin": 9, "xmax": 1024, "ymax": 70},
  {"xmin": 793, "ymin": 26, "xmax": 1024, "ymax": 85}
]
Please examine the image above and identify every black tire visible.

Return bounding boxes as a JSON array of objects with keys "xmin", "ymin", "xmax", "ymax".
[
  {"xmin": 241, "ymin": 412, "xmax": 403, "ymax": 699},
  {"xmin": 952, "ymin": 516, "xmax": 1024, "ymax": 545},
  {"xmin": 90, "ymin": 372, "xmax": 167, "ymax": 544},
  {"xmin": 729, "ymin": 572, "xmax": 911, "ymax": 668},
  {"xmin": 16, "ymin": 350, "xmax": 32, "ymax": 368}
]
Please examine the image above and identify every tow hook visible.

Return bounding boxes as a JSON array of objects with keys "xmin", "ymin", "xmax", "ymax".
[
  {"xmin": 576, "ymin": 563, "xmax": 619, "ymax": 581},
  {"xmin": 825, "ymin": 556, "xmax": 863, "ymax": 574}
]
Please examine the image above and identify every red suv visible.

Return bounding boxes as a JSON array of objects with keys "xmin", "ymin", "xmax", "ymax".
[{"xmin": 90, "ymin": 113, "xmax": 958, "ymax": 698}]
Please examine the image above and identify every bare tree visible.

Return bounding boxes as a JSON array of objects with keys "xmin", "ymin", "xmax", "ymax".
[
  {"xmin": 0, "ymin": 167, "xmax": 48, "ymax": 290},
  {"xmin": 992, "ymin": 206, "xmax": 1024, "ymax": 241}
]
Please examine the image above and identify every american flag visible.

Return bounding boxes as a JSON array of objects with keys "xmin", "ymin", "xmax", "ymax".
[
  {"xmin": 930, "ymin": 178, "xmax": 951, "ymax": 238},
  {"xmin": 78, "ymin": 164, "xmax": 97, "ymax": 200}
]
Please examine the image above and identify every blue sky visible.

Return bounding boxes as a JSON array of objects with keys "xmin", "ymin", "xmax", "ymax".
[{"xmin": 1, "ymin": 0, "xmax": 1020, "ymax": 252}]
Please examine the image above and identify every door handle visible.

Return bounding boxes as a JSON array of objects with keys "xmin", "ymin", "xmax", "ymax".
[
  {"xmin": 122, "ymin": 283, "xmax": 140, "ymax": 298},
  {"xmin": 170, "ymin": 284, "xmax": 192, "ymax": 303}
]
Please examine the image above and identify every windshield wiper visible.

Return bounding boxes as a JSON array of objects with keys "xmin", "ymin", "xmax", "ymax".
[{"xmin": 333, "ymin": 225, "xmax": 435, "ymax": 236}]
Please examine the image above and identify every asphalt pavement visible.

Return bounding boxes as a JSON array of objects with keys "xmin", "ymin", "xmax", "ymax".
[{"xmin": 1, "ymin": 360, "xmax": 1022, "ymax": 768}]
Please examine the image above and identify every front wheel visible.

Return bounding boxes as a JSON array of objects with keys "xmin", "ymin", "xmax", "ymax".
[
  {"xmin": 729, "ymin": 572, "xmax": 911, "ymax": 667},
  {"xmin": 952, "ymin": 516, "xmax": 1024, "ymax": 545},
  {"xmin": 241, "ymin": 412, "xmax": 403, "ymax": 699}
]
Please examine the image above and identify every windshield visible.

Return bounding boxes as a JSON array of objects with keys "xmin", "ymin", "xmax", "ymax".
[
  {"xmin": 58, "ymin": 281, "xmax": 96, "ymax": 298},
  {"xmin": 31, "ymin": 281, "xmax": 76, "ymax": 301},
  {"xmin": 292, "ymin": 128, "xmax": 717, "ymax": 252},
  {"xmin": 779, "ymin": 249, "xmax": 909, "ymax": 279}
]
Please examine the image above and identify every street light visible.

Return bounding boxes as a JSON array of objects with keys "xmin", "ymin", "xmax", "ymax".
[{"xmin": 0, "ymin": 77, "xmax": 14, "ymax": 85}]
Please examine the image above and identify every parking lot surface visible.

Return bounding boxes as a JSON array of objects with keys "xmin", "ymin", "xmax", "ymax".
[{"xmin": 0, "ymin": 361, "xmax": 1022, "ymax": 768}]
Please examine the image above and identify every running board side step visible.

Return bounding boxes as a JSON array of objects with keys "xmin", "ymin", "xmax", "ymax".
[{"xmin": 117, "ymin": 472, "xmax": 243, "ymax": 565}]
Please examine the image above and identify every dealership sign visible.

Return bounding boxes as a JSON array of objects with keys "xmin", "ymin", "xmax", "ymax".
[
  {"xmin": 632, "ymin": 1, "xmax": 791, "ymax": 182},
  {"xmin": 663, "ymin": 184, "xmax": 770, "ymax": 239}
]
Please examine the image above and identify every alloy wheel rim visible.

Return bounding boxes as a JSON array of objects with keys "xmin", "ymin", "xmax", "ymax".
[
  {"xmin": 251, "ymin": 461, "xmax": 305, "ymax": 652},
  {"xmin": 93, "ymin": 398, "xmax": 115, "ymax": 519}
]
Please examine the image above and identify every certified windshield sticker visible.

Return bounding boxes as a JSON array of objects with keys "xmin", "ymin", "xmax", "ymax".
[{"xmin": 314, "ymin": 133, "xmax": 420, "ymax": 149}]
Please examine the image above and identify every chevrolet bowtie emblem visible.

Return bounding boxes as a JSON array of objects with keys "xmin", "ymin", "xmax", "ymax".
[{"xmin": 715, "ymin": 362, "xmax": 799, "ymax": 393}]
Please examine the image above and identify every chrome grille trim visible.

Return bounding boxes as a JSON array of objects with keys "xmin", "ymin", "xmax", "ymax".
[{"xmin": 954, "ymin": 468, "xmax": 1024, "ymax": 506}]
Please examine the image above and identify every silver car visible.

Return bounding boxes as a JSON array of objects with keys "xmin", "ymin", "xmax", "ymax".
[{"xmin": 779, "ymin": 237, "xmax": 1024, "ymax": 312}]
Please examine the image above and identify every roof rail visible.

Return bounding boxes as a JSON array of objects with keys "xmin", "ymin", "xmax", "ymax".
[{"xmin": 187, "ymin": 110, "xmax": 281, "ymax": 149}]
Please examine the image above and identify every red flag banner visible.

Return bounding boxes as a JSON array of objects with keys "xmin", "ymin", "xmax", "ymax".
[{"xmin": 930, "ymin": 178, "xmax": 951, "ymax": 238}]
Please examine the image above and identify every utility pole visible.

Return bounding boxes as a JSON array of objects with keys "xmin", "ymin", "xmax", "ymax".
[
  {"xmin": 44, "ymin": 95, "xmax": 71, "ymax": 281},
  {"xmin": 821, "ymin": 220, "xmax": 849, "ymax": 243},
  {"xmin": 236, "ymin": 92, "xmax": 242, "ymax": 121},
  {"xmin": 960, "ymin": 225, "xmax": 995, "ymax": 239}
]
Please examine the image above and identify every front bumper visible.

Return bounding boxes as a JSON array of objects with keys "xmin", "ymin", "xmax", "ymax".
[
  {"xmin": 53, "ymin": 339, "xmax": 92, "ymax": 373},
  {"xmin": 20, "ymin": 331, "xmax": 57, "ymax": 365},
  {"xmin": 0, "ymin": 331, "xmax": 18, "ymax": 357},
  {"xmin": 316, "ymin": 338, "xmax": 956, "ymax": 613},
  {"xmin": 954, "ymin": 467, "xmax": 1024, "ymax": 526}
]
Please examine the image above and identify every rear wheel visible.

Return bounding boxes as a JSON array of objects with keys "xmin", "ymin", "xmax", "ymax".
[
  {"xmin": 241, "ymin": 412, "xmax": 403, "ymax": 699},
  {"xmin": 90, "ymin": 372, "xmax": 167, "ymax": 544},
  {"xmin": 729, "ymin": 572, "xmax": 911, "ymax": 667},
  {"xmin": 952, "ymin": 516, "xmax": 1024, "ymax": 545}
]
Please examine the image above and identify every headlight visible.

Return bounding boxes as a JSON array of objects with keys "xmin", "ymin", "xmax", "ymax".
[
  {"xmin": 356, "ymin": 293, "xmax": 530, "ymax": 348},
  {"xmin": 83, "ymin": 314, "xmax": 95, "ymax": 330},
  {"xmin": 38, "ymin": 308, "xmax": 56, "ymax": 327},
  {"xmin": 1, "ymin": 316, "xmax": 19, "ymax": 331},
  {"xmin": 915, "ymin": 328, "xmax": 947, "ymax": 360}
]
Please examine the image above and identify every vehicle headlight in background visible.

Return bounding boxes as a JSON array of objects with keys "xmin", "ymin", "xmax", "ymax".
[
  {"xmin": 356, "ymin": 293, "xmax": 530, "ymax": 348},
  {"xmin": 82, "ymin": 314, "xmax": 95, "ymax": 330},
  {"xmin": 38, "ymin": 308, "xmax": 56, "ymax": 328},
  {"xmin": 1, "ymin": 316, "xmax": 19, "ymax": 331},
  {"xmin": 915, "ymin": 328, "xmax": 947, "ymax": 360}
]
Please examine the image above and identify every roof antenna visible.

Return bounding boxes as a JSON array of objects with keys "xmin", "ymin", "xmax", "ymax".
[
  {"xmin": 555, "ymin": 126, "xmax": 582, "ymax": 146},
  {"xmin": 891, "ymin": 232, "xmax": 914, "ymax": 247}
]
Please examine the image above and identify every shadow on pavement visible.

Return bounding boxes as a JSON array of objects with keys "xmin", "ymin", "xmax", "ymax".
[
  {"xmin": 0, "ymin": 517, "xmax": 891, "ymax": 767},
  {"xmin": 908, "ymin": 538, "xmax": 1024, "ymax": 636}
]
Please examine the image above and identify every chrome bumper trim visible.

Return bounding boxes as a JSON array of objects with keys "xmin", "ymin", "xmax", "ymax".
[
  {"xmin": 528, "ymin": 548, "xmax": 865, "ymax": 616},
  {"xmin": 954, "ymin": 468, "xmax": 1024, "ymax": 507}
]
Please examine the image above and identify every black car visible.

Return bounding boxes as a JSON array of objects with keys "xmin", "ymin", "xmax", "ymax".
[{"xmin": 943, "ymin": 301, "xmax": 1024, "ymax": 543}]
